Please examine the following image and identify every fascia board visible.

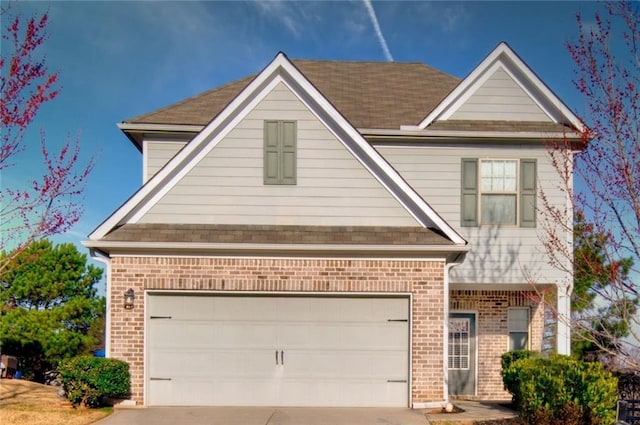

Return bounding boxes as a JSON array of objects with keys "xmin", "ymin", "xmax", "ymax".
[
  {"xmin": 361, "ymin": 128, "xmax": 583, "ymax": 140},
  {"xmin": 418, "ymin": 42, "xmax": 585, "ymax": 133},
  {"xmin": 82, "ymin": 240, "xmax": 470, "ymax": 253}
]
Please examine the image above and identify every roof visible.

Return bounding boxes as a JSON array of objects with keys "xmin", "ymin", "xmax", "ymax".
[
  {"xmin": 92, "ymin": 52, "xmax": 468, "ymax": 246},
  {"xmin": 125, "ymin": 60, "xmax": 461, "ymax": 130},
  {"xmin": 101, "ymin": 224, "xmax": 455, "ymax": 245}
]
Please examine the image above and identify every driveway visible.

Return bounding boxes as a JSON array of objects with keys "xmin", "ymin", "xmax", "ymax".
[{"xmin": 95, "ymin": 407, "xmax": 430, "ymax": 425}]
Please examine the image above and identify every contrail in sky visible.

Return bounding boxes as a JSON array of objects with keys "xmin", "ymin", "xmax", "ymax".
[{"xmin": 363, "ymin": 0, "xmax": 393, "ymax": 62}]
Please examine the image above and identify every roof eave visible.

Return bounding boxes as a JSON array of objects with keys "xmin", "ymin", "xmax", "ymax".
[
  {"xmin": 118, "ymin": 123, "xmax": 204, "ymax": 151},
  {"xmin": 83, "ymin": 240, "xmax": 469, "ymax": 258},
  {"xmin": 362, "ymin": 127, "xmax": 584, "ymax": 141}
]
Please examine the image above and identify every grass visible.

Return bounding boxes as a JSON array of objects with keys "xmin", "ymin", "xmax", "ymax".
[{"xmin": 0, "ymin": 379, "xmax": 111, "ymax": 425}]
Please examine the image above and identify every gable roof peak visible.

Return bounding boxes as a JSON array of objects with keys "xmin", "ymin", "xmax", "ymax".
[{"xmin": 418, "ymin": 42, "xmax": 585, "ymax": 132}]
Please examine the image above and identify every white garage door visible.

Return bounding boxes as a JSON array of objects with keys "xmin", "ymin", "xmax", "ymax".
[{"xmin": 147, "ymin": 294, "xmax": 409, "ymax": 407}]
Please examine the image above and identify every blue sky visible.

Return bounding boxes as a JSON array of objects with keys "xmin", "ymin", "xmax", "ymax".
[{"xmin": 3, "ymin": 0, "xmax": 601, "ymax": 290}]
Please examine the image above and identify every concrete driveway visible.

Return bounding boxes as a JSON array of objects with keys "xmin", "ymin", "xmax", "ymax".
[{"xmin": 95, "ymin": 407, "xmax": 430, "ymax": 425}]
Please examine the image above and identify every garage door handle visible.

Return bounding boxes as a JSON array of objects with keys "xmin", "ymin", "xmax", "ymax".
[
  {"xmin": 275, "ymin": 350, "xmax": 279, "ymax": 365},
  {"xmin": 387, "ymin": 379, "xmax": 407, "ymax": 383},
  {"xmin": 150, "ymin": 377, "xmax": 172, "ymax": 381},
  {"xmin": 280, "ymin": 350, "xmax": 284, "ymax": 365}
]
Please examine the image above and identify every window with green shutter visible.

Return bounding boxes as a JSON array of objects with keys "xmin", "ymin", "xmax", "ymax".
[
  {"xmin": 460, "ymin": 158, "xmax": 537, "ymax": 227},
  {"xmin": 264, "ymin": 120, "xmax": 296, "ymax": 185}
]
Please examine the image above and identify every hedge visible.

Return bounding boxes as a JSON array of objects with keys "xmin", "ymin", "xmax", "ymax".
[
  {"xmin": 59, "ymin": 355, "xmax": 130, "ymax": 407},
  {"xmin": 501, "ymin": 352, "xmax": 618, "ymax": 425}
]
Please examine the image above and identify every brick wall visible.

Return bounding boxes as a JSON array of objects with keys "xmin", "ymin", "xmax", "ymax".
[
  {"xmin": 450, "ymin": 290, "xmax": 545, "ymax": 400},
  {"xmin": 109, "ymin": 256, "xmax": 445, "ymax": 406}
]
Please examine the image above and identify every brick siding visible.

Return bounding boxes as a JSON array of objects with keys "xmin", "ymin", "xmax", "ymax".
[
  {"xmin": 109, "ymin": 256, "xmax": 446, "ymax": 406},
  {"xmin": 450, "ymin": 290, "xmax": 545, "ymax": 400}
]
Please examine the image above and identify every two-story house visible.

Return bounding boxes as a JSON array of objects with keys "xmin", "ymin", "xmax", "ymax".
[{"xmin": 85, "ymin": 42, "xmax": 582, "ymax": 408}]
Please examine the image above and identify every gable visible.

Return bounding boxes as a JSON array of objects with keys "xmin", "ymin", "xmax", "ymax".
[
  {"xmin": 448, "ymin": 67, "xmax": 550, "ymax": 122},
  {"xmin": 90, "ymin": 53, "xmax": 466, "ymax": 244},
  {"xmin": 138, "ymin": 82, "xmax": 418, "ymax": 227},
  {"xmin": 418, "ymin": 42, "xmax": 584, "ymax": 132}
]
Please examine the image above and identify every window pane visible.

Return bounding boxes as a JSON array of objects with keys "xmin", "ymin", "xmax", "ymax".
[
  {"xmin": 508, "ymin": 309, "xmax": 529, "ymax": 331},
  {"xmin": 481, "ymin": 161, "xmax": 492, "ymax": 191},
  {"xmin": 509, "ymin": 332, "xmax": 529, "ymax": 351},
  {"xmin": 481, "ymin": 194, "xmax": 516, "ymax": 224}
]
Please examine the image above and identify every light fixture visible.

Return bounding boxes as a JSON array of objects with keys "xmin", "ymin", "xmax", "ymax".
[{"xmin": 124, "ymin": 288, "xmax": 135, "ymax": 309}]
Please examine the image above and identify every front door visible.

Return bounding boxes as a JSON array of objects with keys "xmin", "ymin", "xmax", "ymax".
[{"xmin": 448, "ymin": 312, "xmax": 476, "ymax": 396}]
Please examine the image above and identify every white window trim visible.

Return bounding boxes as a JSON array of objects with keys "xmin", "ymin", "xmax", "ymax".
[{"xmin": 478, "ymin": 158, "xmax": 520, "ymax": 226}]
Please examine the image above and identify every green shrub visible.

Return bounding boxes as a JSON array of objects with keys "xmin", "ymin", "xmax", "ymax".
[
  {"xmin": 501, "ymin": 350, "xmax": 539, "ymax": 409},
  {"xmin": 59, "ymin": 355, "xmax": 130, "ymax": 407},
  {"xmin": 501, "ymin": 352, "xmax": 618, "ymax": 425}
]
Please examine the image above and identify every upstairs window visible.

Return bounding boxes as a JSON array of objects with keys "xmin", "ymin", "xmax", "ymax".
[
  {"xmin": 264, "ymin": 120, "xmax": 296, "ymax": 185},
  {"xmin": 461, "ymin": 158, "xmax": 536, "ymax": 227}
]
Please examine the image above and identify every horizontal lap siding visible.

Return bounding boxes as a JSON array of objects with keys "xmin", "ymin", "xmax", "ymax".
[
  {"xmin": 139, "ymin": 83, "xmax": 416, "ymax": 227},
  {"xmin": 450, "ymin": 68, "xmax": 550, "ymax": 121},
  {"xmin": 377, "ymin": 144, "xmax": 569, "ymax": 285},
  {"xmin": 145, "ymin": 141, "xmax": 187, "ymax": 182}
]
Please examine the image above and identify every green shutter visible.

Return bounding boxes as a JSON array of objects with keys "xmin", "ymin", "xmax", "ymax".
[
  {"xmin": 280, "ymin": 121, "xmax": 296, "ymax": 184},
  {"xmin": 461, "ymin": 158, "xmax": 478, "ymax": 227},
  {"xmin": 264, "ymin": 121, "xmax": 280, "ymax": 184},
  {"xmin": 264, "ymin": 120, "xmax": 296, "ymax": 185},
  {"xmin": 520, "ymin": 159, "xmax": 537, "ymax": 228}
]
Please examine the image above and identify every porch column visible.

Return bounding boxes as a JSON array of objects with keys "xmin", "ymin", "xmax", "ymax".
[{"xmin": 556, "ymin": 284, "xmax": 571, "ymax": 355}]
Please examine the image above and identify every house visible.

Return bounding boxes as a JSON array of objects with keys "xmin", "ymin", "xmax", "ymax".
[{"xmin": 84, "ymin": 42, "xmax": 583, "ymax": 408}]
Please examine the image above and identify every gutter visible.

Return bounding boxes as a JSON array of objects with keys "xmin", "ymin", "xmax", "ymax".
[
  {"xmin": 82, "ymin": 240, "xmax": 470, "ymax": 256},
  {"xmin": 362, "ymin": 127, "xmax": 584, "ymax": 141}
]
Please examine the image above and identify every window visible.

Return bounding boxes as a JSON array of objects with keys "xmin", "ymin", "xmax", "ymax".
[
  {"xmin": 508, "ymin": 308, "xmax": 530, "ymax": 351},
  {"xmin": 448, "ymin": 317, "xmax": 470, "ymax": 370},
  {"xmin": 461, "ymin": 158, "xmax": 536, "ymax": 227},
  {"xmin": 264, "ymin": 120, "xmax": 296, "ymax": 185}
]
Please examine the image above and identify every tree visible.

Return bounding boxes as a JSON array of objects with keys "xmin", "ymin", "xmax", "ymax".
[
  {"xmin": 539, "ymin": 1, "xmax": 639, "ymax": 369},
  {"xmin": 0, "ymin": 5, "xmax": 94, "ymax": 273},
  {"xmin": 0, "ymin": 240, "xmax": 104, "ymax": 382},
  {"xmin": 571, "ymin": 210, "xmax": 635, "ymax": 363}
]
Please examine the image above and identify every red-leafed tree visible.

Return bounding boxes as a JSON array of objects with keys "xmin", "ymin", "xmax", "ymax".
[
  {"xmin": 0, "ymin": 5, "xmax": 94, "ymax": 273},
  {"xmin": 539, "ymin": 1, "xmax": 639, "ymax": 369}
]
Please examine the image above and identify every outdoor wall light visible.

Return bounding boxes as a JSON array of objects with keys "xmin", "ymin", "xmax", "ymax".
[{"xmin": 124, "ymin": 288, "xmax": 135, "ymax": 309}]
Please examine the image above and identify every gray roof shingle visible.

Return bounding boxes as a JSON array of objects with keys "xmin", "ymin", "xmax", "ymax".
[
  {"xmin": 103, "ymin": 224, "xmax": 454, "ymax": 246},
  {"xmin": 124, "ymin": 60, "xmax": 461, "ymax": 130}
]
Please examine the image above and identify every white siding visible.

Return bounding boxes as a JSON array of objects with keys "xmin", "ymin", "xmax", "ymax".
[
  {"xmin": 144, "ymin": 141, "xmax": 187, "ymax": 183},
  {"xmin": 376, "ymin": 143, "xmax": 569, "ymax": 285},
  {"xmin": 138, "ymin": 83, "xmax": 417, "ymax": 226},
  {"xmin": 449, "ymin": 68, "xmax": 551, "ymax": 121}
]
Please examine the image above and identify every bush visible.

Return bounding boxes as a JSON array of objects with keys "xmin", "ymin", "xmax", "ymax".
[
  {"xmin": 501, "ymin": 352, "xmax": 618, "ymax": 425},
  {"xmin": 59, "ymin": 355, "xmax": 130, "ymax": 407}
]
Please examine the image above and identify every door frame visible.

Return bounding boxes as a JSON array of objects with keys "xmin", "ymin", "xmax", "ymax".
[
  {"xmin": 144, "ymin": 290, "xmax": 412, "ymax": 406},
  {"xmin": 447, "ymin": 310, "xmax": 478, "ymax": 397}
]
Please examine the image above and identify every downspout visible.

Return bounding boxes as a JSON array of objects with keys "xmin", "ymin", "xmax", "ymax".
[
  {"xmin": 90, "ymin": 249, "xmax": 112, "ymax": 357},
  {"xmin": 443, "ymin": 254, "xmax": 465, "ymax": 405}
]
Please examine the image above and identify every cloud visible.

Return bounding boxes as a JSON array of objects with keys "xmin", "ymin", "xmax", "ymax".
[
  {"xmin": 416, "ymin": 2, "xmax": 468, "ymax": 33},
  {"xmin": 253, "ymin": 1, "xmax": 315, "ymax": 38},
  {"xmin": 362, "ymin": 0, "xmax": 393, "ymax": 62}
]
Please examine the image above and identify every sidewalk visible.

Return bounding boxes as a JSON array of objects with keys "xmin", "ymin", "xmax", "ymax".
[{"xmin": 425, "ymin": 401, "xmax": 518, "ymax": 424}]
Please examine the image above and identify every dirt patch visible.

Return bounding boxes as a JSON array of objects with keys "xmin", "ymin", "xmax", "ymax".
[{"xmin": 0, "ymin": 379, "xmax": 111, "ymax": 425}]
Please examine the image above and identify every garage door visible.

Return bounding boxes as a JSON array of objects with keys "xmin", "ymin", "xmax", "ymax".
[{"xmin": 147, "ymin": 294, "xmax": 409, "ymax": 407}]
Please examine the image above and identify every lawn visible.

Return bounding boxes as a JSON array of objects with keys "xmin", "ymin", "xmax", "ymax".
[{"xmin": 0, "ymin": 379, "xmax": 111, "ymax": 425}]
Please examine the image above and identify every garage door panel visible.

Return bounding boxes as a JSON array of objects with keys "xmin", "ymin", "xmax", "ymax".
[
  {"xmin": 147, "ymin": 295, "xmax": 409, "ymax": 407},
  {"xmin": 277, "ymin": 323, "xmax": 406, "ymax": 350}
]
